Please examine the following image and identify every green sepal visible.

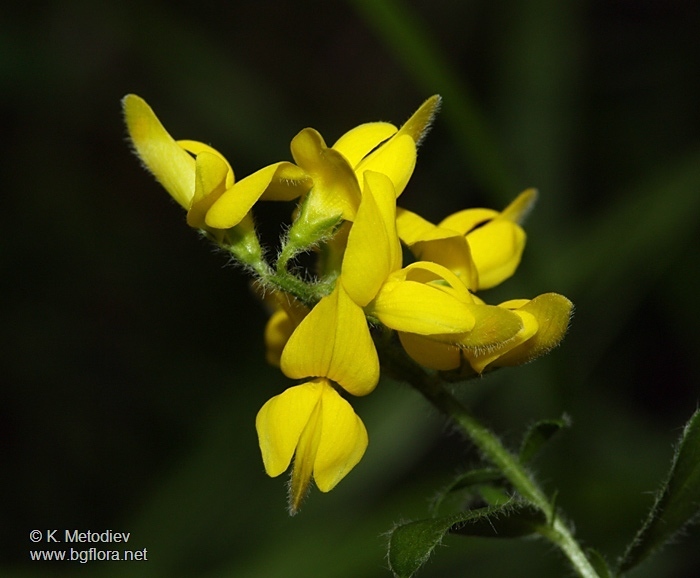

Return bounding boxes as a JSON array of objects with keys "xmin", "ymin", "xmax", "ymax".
[
  {"xmin": 284, "ymin": 191, "xmax": 344, "ymax": 255},
  {"xmin": 519, "ymin": 416, "xmax": 570, "ymax": 465},
  {"xmin": 387, "ymin": 503, "xmax": 547, "ymax": 578},
  {"xmin": 221, "ymin": 223, "xmax": 266, "ymax": 271},
  {"xmin": 617, "ymin": 409, "xmax": 700, "ymax": 573}
]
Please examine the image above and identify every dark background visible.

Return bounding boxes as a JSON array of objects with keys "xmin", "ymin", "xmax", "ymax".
[{"xmin": 2, "ymin": 1, "xmax": 699, "ymax": 576}]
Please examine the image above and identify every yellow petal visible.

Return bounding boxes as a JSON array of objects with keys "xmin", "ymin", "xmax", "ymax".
[
  {"xmin": 280, "ymin": 284, "xmax": 379, "ymax": 396},
  {"xmin": 460, "ymin": 305, "xmax": 524, "ymax": 350},
  {"xmin": 313, "ymin": 382, "xmax": 368, "ymax": 492},
  {"xmin": 260, "ymin": 163, "xmax": 312, "ymax": 201},
  {"xmin": 467, "ymin": 220, "xmax": 526, "ymax": 289},
  {"xmin": 462, "ymin": 308, "xmax": 535, "ymax": 374},
  {"xmin": 355, "ymin": 134, "xmax": 416, "ymax": 197},
  {"xmin": 205, "ymin": 162, "xmax": 304, "ymax": 229},
  {"xmin": 398, "ymin": 261, "xmax": 474, "ymax": 302},
  {"xmin": 291, "ymin": 128, "xmax": 362, "ymax": 221},
  {"xmin": 266, "ymin": 379, "xmax": 367, "ymax": 513},
  {"xmin": 397, "ymin": 94, "xmax": 442, "ymax": 145},
  {"xmin": 342, "ymin": 172, "xmax": 401, "ymax": 306},
  {"xmin": 264, "ymin": 308, "xmax": 295, "ymax": 367},
  {"xmin": 492, "ymin": 293, "xmax": 573, "ymax": 367},
  {"xmin": 396, "ymin": 209, "xmax": 479, "ymax": 289},
  {"xmin": 398, "ymin": 332, "xmax": 461, "ymax": 371},
  {"xmin": 178, "ymin": 139, "xmax": 235, "ymax": 187},
  {"xmin": 123, "ymin": 94, "xmax": 196, "ymax": 209},
  {"xmin": 499, "ymin": 188, "xmax": 538, "ymax": 224},
  {"xmin": 370, "ymin": 277, "xmax": 475, "ymax": 334},
  {"xmin": 438, "ymin": 207, "xmax": 499, "ymax": 234},
  {"xmin": 396, "ymin": 208, "xmax": 451, "ymax": 245},
  {"xmin": 332, "ymin": 122, "xmax": 398, "ymax": 168},
  {"xmin": 262, "ymin": 292, "xmax": 310, "ymax": 367},
  {"xmin": 255, "ymin": 381, "xmax": 321, "ymax": 478},
  {"xmin": 186, "ymin": 151, "xmax": 229, "ymax": 229}
]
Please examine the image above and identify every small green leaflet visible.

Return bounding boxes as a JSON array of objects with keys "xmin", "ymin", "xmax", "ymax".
[
  {"xmin": 387, "ymin": 503, "xmax": 546, "ymax": 578},
  {"xmin": 519, "ymin": 416, "xmax": 570, "ymax": 465}
]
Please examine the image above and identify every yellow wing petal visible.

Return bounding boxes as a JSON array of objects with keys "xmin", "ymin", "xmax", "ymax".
[
  {"xmin": 206, "ymin": 162, "xmax": 304, "ymax": 229},
  {"xmin": 178, "ymin": 139, "xmax": 235, "ymax": 187},
  {"xmin": 370, "ymin": 278, "xmax": 475, "ymax": 334},
  {"xmin": 398, "ymin": 332, "xmax": 461, "ymax": 371},
  {"xmin": 255, "ymin": 382, "xmax": 322, "ymax": 477},
  {"xmin": 342, "ymin": 172, "xmax": 400, "ymax": 306},
  {"xmin": 313, "ymin": 382, "xmax": 368, "ymax": 492},
  {"xmin": 186, "ymin": 151, "xmax": 229, "ymax": 229}
]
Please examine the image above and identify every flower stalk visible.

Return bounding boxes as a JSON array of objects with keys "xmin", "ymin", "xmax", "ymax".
[{"xmin": 380, "ymin": 341, "xmax": 600, "ymax": 578}]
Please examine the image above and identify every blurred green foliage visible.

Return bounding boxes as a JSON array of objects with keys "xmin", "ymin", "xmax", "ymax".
[{"xmin": 2, "ymin": 0, "xmax": 699, "ymax": 576}]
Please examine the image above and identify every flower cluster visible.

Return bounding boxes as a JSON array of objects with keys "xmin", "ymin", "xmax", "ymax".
[{"xmin": 123, "ymin": 94, "xmax": 572, "ymax": 514}]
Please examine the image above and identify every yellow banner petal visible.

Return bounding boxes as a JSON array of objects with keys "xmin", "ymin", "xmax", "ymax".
[
  {"xmin": 280, "ymin": 285, "xmax": 380, "ymax": 396},
  {"xmin": 499, "ymin": 188, "xmax": 538, "ymax": 224},
  {"xmin": 122, "ymin": 94, "xmax": 196, "ymax": 209},
  {"xmin": 397, "ymin": 95, "xmax": 442, "ymax": 144},
  {"xmin": 438, "ymin": 207, "xmax": 498, "ymax": 234},
  {"xmin": 468, "ymin": 220, "xmax": 526, "ymax": 289},
  {"xmin": 355, "ymin": 134, "xmax": 416, "ymax": 197},
  {"xmin": 332, "ymin": 122, "xmax": 397, "ymax": 168}
]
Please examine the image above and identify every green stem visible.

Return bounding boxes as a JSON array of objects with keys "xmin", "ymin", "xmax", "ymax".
[{"xmin": 381, "ymin": 345, "xmax": 599, "ymax": 578}]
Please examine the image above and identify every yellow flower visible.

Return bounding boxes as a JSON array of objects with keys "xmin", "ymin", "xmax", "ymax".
[
  {"xmin": 270, "ymin": 96, "xmax": 442, "ymax": 249},
  {"xmin": 256, "ymin": 377, "xmax": 368, "ymax": 515},
  {"xmin": 281, "ymin": 171, "xmax": 478, "ymax": 395},
  {"xmin": 333, "ymin": 94, "xmax": 442, "ymax": 202},
  {"xmin": 398, "ymin": 292, "xmax": 573, "ymax": 374},
  {"xmin": 396, "ymin": 189, "xmax": 538, "ymax": 290},
  {"xmin": 478, "ymin": 293, "xmax": 574, "ymax": 371},
  {"xmin": 122, "ymin": 94, "xmax": 311, "ymax": 231}
]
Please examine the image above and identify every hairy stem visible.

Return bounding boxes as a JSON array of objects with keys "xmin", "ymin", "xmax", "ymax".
[{"xmin": 380, "ymin": 344, "xmax": 599, "ymax": 578}]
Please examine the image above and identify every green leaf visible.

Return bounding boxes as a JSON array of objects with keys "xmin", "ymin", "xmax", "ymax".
[
  {"xmin": 387, "ymin": 503, "xmax": 546, "ymax": 578},
  {"xmin": 430, "ymin": 468, "xmax": 505, "ymax": 515},
  {"xmin": 618, "ymin": 409, "xmax": 700, "ymax": 573},
  {"xmin": 519, "ymin": 416, "xmax": 570, "ymax": 465}
]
